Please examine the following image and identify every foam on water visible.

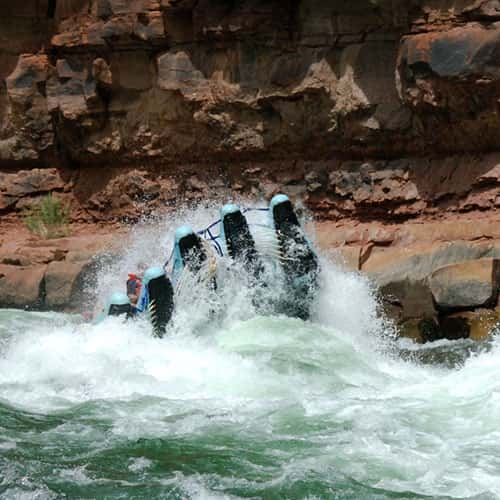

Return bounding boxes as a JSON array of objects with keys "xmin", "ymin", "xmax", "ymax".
[{"xmin": 1, "ymin": 204, "xmax": 500, "ymax": 499}]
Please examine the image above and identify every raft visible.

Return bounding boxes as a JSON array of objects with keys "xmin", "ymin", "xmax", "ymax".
[{"xmin": 102, "ymin": 194, "xmax": 319, "ymax": 336}]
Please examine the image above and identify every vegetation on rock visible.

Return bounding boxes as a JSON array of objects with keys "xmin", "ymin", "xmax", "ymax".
[{"xmin": 23, "ymin": 194, "xmax": 70, "ymax": 239}]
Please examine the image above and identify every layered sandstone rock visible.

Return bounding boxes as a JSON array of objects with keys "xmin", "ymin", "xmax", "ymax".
[
  {"xmin": 0, "ymin": 0, "xmax": 499, "ymax": 171},
  {"xmin": 0, "ymin": 168, "xmax": 67, "ymax": 211},
  {"xmin": 0, "ymin": 228, "xmax": 121, "ymax": 311},
  {"xmin": 0, "ymin": 1, "xmax": 499, "ymax": 222},
  {"xmin": 0, "ymin": 0, "xmax": 499, "ymax": 342}
]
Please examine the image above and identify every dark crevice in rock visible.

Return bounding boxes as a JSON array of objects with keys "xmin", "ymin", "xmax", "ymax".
[
  {"xmin": 439, "ymin": 316, "xmax": 471, "ymax": 340},
  {"xmin": 47, "ymin": 0, "xmax": 57, "ymax": 19},
  {"xmin": 38, "ymin": 274, "xmax": 46, "ymax": 311}
]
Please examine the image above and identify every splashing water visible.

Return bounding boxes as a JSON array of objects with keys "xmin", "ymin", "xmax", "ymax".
[{"xmin": 1, "ymin": 205, "xmax": 500, "ymax": 499}]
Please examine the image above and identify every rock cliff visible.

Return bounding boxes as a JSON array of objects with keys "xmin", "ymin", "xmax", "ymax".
[
  {"xmin": 1, "ymin": 1, "xmax": 499, "ymax": 215},
  {"xmin": 1, "ymin": 0, "xmax": 500, "ymax": 340}
]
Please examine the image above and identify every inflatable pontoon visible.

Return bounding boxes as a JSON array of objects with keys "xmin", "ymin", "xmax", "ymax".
[{"xmin": 102, "ymin": 194, "xmax": 319, "ymax": 336}]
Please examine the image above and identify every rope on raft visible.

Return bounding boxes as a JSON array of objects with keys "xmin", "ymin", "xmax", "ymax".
[{"xmin": 164, "ymin": 207, "xmax": 270, "ymax": 267}]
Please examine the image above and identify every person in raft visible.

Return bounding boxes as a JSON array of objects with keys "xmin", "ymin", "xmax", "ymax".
[{"xmin": 126, "ymin": 264, "xmax": 146, "ymax": 305}]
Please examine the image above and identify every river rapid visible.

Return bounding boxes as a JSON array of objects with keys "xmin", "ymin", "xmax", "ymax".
[{"xmin": 1, "ymin": 206, "xmax": 500, "ymax": 499}]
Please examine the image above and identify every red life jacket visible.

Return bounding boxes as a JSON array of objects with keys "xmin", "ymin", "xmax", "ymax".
[{"xmin": 127, "ymin": 274, "xmax": 142, "ymax": 296}]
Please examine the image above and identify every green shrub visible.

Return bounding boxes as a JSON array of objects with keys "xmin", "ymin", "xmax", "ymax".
[{"xmin": 23, "ymin": 193, "xmax": 71, "ymax": 239}]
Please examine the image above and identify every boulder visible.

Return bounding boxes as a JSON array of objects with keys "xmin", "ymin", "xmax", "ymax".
[
  {"xmin": 381, "ymin": 279, "xmax": 436, "ymax": 321},
  {"xmin": 471, "ymin": 311, "xmax": 499, "ymax": 341},
  {"xmin": 0, "ymin": 264, "xmax": 46, "ymax": 308},
  {"xmin": 441, "ymin": 310, "xmax": 500, "ymax": 342},
  {"xmin": 436, "ymin": 310, "xmax": 500, "ymax": 342},
  {"xmin": 429, "ymin": 259, "xmax": 500, "ymax": 310},
  {"xmin": 397, "ymin": 313, "xmax": 495, "ymax": 344},
  {"xmin": 398, "ymin": 319, "xmax": 424, "ymax": 343},
  {"xmin": 363, "ymin": 242, "xmax": 500, "ymax": 288},
  {"xmin": 44, "ymin": 260, "xmax": 89, "ymax": 309}
]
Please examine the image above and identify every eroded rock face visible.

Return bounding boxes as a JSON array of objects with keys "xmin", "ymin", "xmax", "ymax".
[
  {"xmin": 0, "ymin": 168, "xmax": 66, "ymax": 211},
  {"xmin": 1, "ymin": 0, "xmax": 499, "ymax": 170},
  {"xmin": 0, "ymin": 0, "xmax": 498, "ymax": 220},
  {"xmin": 398, "ymin": 23, "xmax": 500, "ymax": 153}
]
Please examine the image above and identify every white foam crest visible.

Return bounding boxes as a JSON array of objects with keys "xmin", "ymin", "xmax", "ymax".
[{"xmin": 0, "ymin": 317, "xmax": 282, "ymax": 412}]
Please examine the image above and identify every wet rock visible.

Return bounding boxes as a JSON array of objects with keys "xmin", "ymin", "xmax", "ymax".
[
  {"xmin": 398, "ymin": 319, "xmax": 425, "ymax": 343},
  {"xmin": 441, "ymin": 310, "xmax": 500, "ymax": 341},
  {"xmin": 381, "ymin": 279, "xmax": 436, "ymax": 321},
  {"xmin": 362, "ymin": 242, "xmax": 500, "ymax": 341},
  {"xmin": 398, "ymin": 317, "xmax": 441, "ymax": 344},
  {"xmin": 396, "ymin": 306, "xmax": 499, "ymax": 344},
  {"xmin": 398, "ymin": 337, "xmax": 491, "ymax": 368},
  {"xmin": 429, "ymin": 259, "xmax": 500, "ymax": 310},
  {"xmin": 439, "ymin": 316, "xmax": 470, "ymax": 340}
]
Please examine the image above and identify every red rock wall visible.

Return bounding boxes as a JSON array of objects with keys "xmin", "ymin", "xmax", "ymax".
[{"xmin": 0, "ymin": 0, "xmax": 499, "ymax": 222}]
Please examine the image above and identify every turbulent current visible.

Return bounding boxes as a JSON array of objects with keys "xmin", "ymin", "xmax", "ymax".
[{"xmin": 1, "ymin": 206, "xmax": 500, "ymax": 499}]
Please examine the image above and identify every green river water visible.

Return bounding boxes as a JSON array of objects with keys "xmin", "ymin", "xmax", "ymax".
[{"xmin": 1, "ymin": 209, "xmax": 500, "ymax": 499}]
